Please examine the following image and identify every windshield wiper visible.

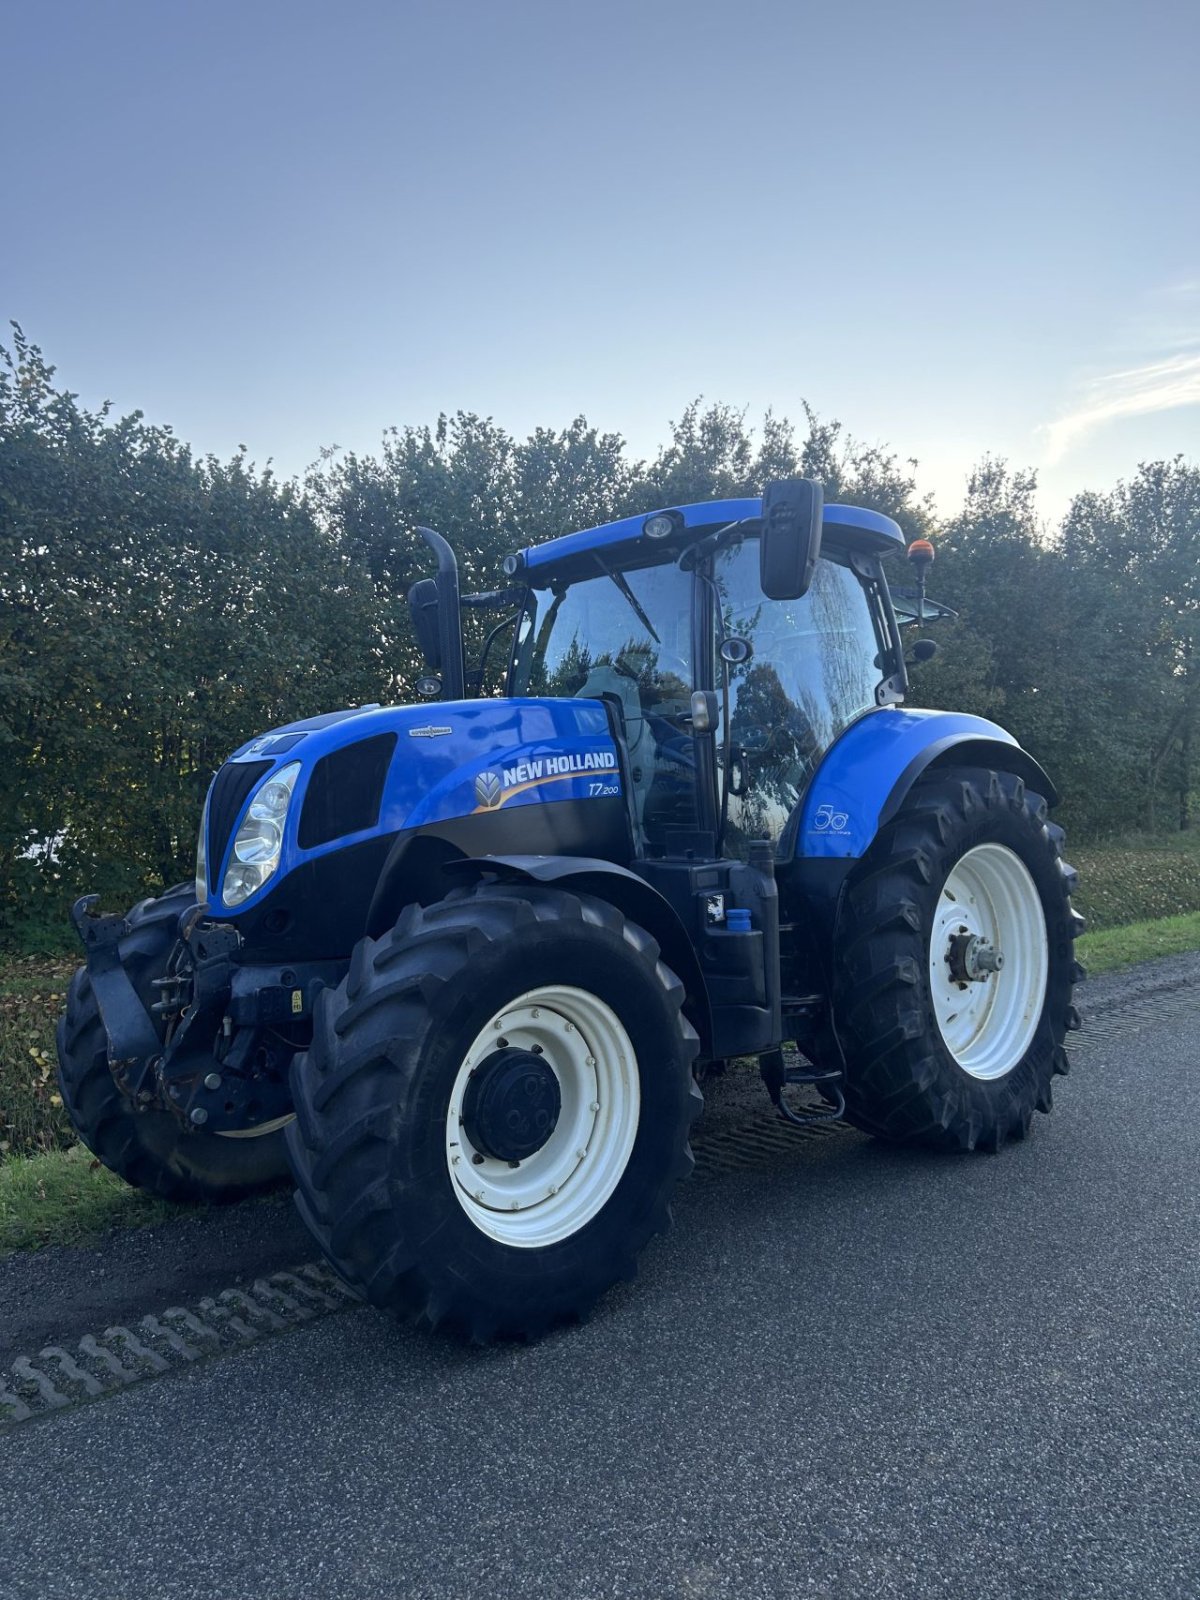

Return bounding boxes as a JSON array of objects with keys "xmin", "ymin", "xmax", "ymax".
[
  {"xmin": 677, "ymin": 517, "xmax": 754, "ymax": 571},
  {"xmin": 593, "ymin": 555, "xmax": 661, "ymax": 644}
]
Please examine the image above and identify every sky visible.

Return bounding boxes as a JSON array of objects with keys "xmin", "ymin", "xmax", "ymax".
[{"xmin": 2, "ymin": 0, "xmax": 1198, "ymax": 527}]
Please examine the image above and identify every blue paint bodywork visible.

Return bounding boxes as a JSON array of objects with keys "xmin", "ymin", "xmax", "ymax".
[
  {"xmin": 214, "ymin": 697, "xmax": 623, "ymax": 913},
  {"xmin": 794, "ymin": 707, "xmax": 1019, "ymax": 859},
  {"xmin": 520, "ymin": 498, "xmax": 903, "ymax": 578}
]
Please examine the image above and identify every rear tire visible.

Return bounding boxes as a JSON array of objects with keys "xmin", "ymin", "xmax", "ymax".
[
  {"xmin": 55, "ymin": 886, "xmax": 291, "ymax": 1204},
  {"xmin": 832, "ymin": 767, "xmax": 1083, "ymax": 1151},
  {"xmin": 286, "ymin": 883, "xmax": 701, "ymax": 1340}
]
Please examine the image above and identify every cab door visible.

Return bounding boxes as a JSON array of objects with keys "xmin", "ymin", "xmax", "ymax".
[{"xmin": 710, "ymin": 536, "xmax": 886, "ymax": 857}]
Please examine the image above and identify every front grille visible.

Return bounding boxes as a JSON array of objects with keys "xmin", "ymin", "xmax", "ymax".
[{"xmin": 207, "ymin": 760, "xmax": 271, "ymax": 891}]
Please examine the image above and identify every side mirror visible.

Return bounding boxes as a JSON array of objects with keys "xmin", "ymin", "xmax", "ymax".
[
  {"xmin": 760, "ymin": 478, "xmax": 823, "ymax": 601},
  {"xmin": 689, "ymin": 690, "xmax": 719, "ymax": 734},
  {"xmin": 908, "ymin": 638, "xmax": 940, "ymax": 666},
  {"xmin": 407, "ymin": 578, "xmax": 442, "ymax": 672}
]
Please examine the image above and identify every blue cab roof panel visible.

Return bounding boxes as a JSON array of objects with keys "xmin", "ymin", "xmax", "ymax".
[{"xmin": 520, "ymin": 497, "xmax": 903, "ymax": 579}]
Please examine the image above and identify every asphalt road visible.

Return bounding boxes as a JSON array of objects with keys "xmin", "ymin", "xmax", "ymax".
[{"xmin": 1, "ymin": 958, "xmax": 1197, "ymax": 1600}]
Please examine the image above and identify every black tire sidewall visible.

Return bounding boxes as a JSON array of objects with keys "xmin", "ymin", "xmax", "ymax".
[
  {"xmin": 379, "ymin": 910, "xmax": 691, "ymax": 1315},
  {"xmin": 919, "ymin": 790, "xmax": 1072, "ymax": 1110}
]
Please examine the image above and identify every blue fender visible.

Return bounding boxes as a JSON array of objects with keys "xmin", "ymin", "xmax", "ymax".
[{"xmin": 792, "ymin": 708, "xmax": 1057, "ymax": 861}]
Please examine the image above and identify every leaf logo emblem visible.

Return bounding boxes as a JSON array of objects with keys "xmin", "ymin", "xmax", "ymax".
[{"xmin": 475, "ymin": 770, "xmax": 504, "ymax": 809}]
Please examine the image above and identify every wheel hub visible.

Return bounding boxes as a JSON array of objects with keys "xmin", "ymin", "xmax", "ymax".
[
  {"xmin": 461, "ymin": 1047, "xmax": 562, "ymax": 1162},
  {"xmin": 946, "ymin": 930, "xmax": 1005, "ymax": 985}
]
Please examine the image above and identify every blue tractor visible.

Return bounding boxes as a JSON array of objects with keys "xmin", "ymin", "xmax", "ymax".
[{"xmin": 57, "ymin": 483, "xmax": 1083, "ymax": 1339}]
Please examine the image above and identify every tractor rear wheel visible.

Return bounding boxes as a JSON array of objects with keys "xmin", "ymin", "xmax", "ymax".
[
  {"xmin": 286, "ymin": 883, "xmax": 701, "ymax": 1340},
  {"xmin": 55, "ymin": 885, "xmax": 291, "ymax": 1203},
  {"xmin": 832, "ymin": 767, "xmax": 1083, "ymax": 1151}
]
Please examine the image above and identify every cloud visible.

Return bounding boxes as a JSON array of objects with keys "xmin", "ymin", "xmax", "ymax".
[
  {"xmin": 1041, "ymin": 350, "xmax": 1200, "ymax": 465},
  {"xmin": 1039, "ymin": 280, "xmax": 1200, "ymax": 465}
]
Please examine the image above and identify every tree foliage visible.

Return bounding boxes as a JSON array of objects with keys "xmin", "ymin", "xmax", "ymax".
[{"xmin": 1, "ymin": 328, "xmax": 1195, "ymax": 948}]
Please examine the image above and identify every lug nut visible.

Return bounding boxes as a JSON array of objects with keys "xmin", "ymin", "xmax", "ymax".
[
  {"xmin": 204, "ymin": 1072, "xmax": 221, "ymax": 1091},
  {"xmin": 189, "ymin": 1107, "xmax": 208, "ymax": 1126}
]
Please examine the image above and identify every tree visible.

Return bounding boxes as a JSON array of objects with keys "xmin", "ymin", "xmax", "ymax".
[
  {"xmin": 0, "ymin": 327, "xmax": 379, "ymax": 944},
  {"xmin": 1062, "ymin": 459, "xmax": 1200, "ymax": 829}
]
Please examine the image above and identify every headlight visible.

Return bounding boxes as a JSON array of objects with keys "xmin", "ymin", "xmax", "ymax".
[
  {"xmin": 222, "ymin": 762, "xmax": 301, "ymax": 908},
  {"xmin": 195, "ymin": 788, "xmax": 211, "ymax": 905}
]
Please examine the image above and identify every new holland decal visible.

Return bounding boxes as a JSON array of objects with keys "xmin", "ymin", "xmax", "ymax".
[{"xmin": 474, "ymin": 750, "xmax": 620, "ymax": 811}]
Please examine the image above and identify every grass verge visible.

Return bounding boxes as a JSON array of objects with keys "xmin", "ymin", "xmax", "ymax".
[
  {"xmin": 0, "ymin": 1143, "xmax": 186, "ymax": 1255},
  {"xmin": 0, "ymin": 957, "xmax": 74, "ymax": 1160},
  {"xmin": 1075, "ymin": 910, "xmax": 1200, "ymax": 977},
  {"xmin": 1070, "ymin": 832, "xmax": 1200, "ymax": 931}
]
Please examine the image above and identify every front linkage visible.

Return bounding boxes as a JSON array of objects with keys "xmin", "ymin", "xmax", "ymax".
[{"xmin": 69, "ymin": 894, "xmax": 332, "ymax": 1136}]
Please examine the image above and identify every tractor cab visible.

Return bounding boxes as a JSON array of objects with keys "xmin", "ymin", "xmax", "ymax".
[{"xmin": 499, "ymin": 494, "xmax": 907, "ymax": 864}]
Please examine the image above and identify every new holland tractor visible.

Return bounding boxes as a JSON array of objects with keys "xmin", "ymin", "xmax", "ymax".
[{"xmin": 57, "ymin": 482, "xmax": 1083, "ymax": 1339}]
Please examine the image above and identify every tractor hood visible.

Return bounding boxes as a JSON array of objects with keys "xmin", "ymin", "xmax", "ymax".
[{"xmin": 203, "ymin": 697, "xmax": 624, "ymax": 918}]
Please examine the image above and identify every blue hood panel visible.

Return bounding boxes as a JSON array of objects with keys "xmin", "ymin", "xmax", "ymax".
[{"xmin": 212, "ymin": 698, "xmax": 623, "ymax": 912}]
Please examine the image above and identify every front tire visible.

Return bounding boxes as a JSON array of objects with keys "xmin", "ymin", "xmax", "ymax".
[
  {"xmin": 286, "ymin": 883, "xmax": 701, "ymax": 1340},
  {"xmin": 55, "ymin": 886, "xmax": 291, "ymax": 1204},
  {"xmin": 832, "ymin": 768, "xmax": 1083, "ymax": 1151}
]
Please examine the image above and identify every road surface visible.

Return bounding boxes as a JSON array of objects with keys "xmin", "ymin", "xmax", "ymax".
[{"xmin": 0, "ymin": 956, "xmax": 1196, "ymax": 1599}]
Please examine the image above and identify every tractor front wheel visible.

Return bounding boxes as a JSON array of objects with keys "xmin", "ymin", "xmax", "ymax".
[
  {"xmin": 832, "ymin": 767, "xmax": 1083, "ymax": 1151},
  {"xmin": 286, "ymin": 883, "xmax": 701, "ymax": 1340}
]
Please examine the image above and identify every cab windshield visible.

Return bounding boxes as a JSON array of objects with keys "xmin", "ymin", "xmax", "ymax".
[{"xmin": 511, "ymin": 559, "xmax": 694, "ymax": 722}]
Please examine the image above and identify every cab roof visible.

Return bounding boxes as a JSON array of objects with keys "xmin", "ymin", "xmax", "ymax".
[{"xmin": 518, "ymin": 496, "xmax": 903, "ymax": 585}]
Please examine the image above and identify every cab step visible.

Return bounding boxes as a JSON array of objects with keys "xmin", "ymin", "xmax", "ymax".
[{"xmin": 759, "ymin": 1045, "xmax": 845, "ymax": 1129}]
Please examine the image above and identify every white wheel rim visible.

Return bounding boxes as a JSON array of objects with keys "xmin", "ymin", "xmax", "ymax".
[
  {"xmin": 928, "ymin": 843, "xmax": 1049, "ymax": 1081},
  {"xmin": 445, "ymin": 984, "xmax": 640, "ymax": 1248}
]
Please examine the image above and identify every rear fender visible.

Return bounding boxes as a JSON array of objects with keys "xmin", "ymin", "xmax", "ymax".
[{"xmin": 792, "ymin": 709, "xmax": 1057, "ymax": 861}]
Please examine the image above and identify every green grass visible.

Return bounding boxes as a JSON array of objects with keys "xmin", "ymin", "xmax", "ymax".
[
  {"xmin": 0, "ymin": 1142, "xmax": 183, "ymax": 1255},
  {"xmin": 1070, "ymin": 829, "xmax": 1200, "ymax": 931},
  {"xmin": 0, "ymin": 958, "xmax": 75, "ymax": 1161},
  {"xmin": 1075, "ymin": 910, "xmax": 1200, "ymax": 976}
]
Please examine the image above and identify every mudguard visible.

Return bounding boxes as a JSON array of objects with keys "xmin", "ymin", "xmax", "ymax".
[
  {"xmin": 443, "ymin": 853, "xmax": 713, "ymax": 1055},
  {"xmin": 792, "ymin": 708, "xmax": 1058, "ymax": 861}
]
